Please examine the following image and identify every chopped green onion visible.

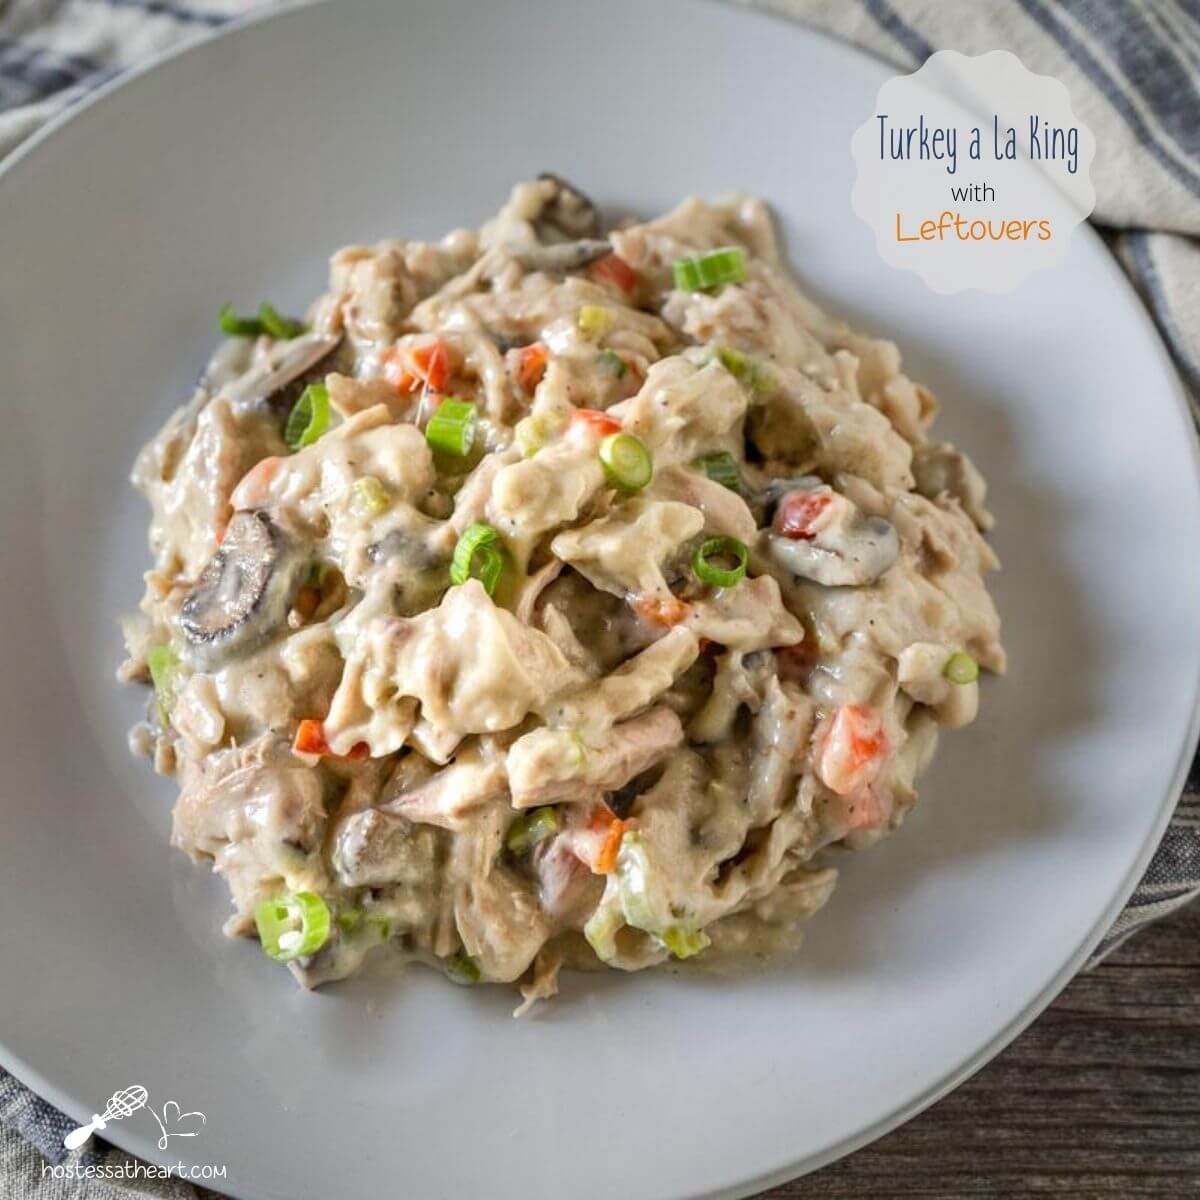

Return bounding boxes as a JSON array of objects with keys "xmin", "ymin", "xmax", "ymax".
[
  {"xmin": 612, "ymin": 832, "xmax": 660, "ymax": 933},
  {"xmin": 567, "ymin": 732, "xmax": 588, "ymax": 767},
  {"xmin": 584, "ymin": 898, "xmax": 624, "ymax": 963},
  {"xmin": 660, "ymin": 925, "xmax": 712, "ymax": 960},
  {"xmin": 451, "ymin": 522, "xmax": 505, "ymax": 595},
  {"xmin": 693, "ymin": 451, "xmax": 741, "ymax": 492},
  {"xmin": 714, "ymin": 345, "xmax": 767, "ymax": 391},
  {"xmin": 505, "ymin": 807, "xmax": 560, "ymax": 855},
  {"xmin": 285, "ymin": 382, "xmax": 331, "ymax": 450},
  {"xmin": 715, "ymin": 346, "xmax": 774, "ymax": 394},
  {"xmin": 218, "ymin": 303, "xmax": 264, "ymax": 337},
  {"xmin": 469, "ymin": 547, "xmax": 504, "ymax": 595},
  {"xmin": 672, "ymin": 246, "xmax": 747, "ymax": 292},
  {"xmin": 366, "ymin": 914, "xmax": 392, "ymax": 941},
  {"xmin": 944, "ymin": 650, "xmax": 979, "ymax": 685},
  {"xmin": 146, "ymin": 643, "xmax": 183, "ymax": 724},
  {"xmin": 446, "ymin": 952, "xmax": 481, "ymax": 985},
  {"xmin": 599, "ymin": 432, "xmax": 653, "ymax": 493},
  {"xmin": 583, "ymin": 829, "xmax": 714, "ymax": 964},
  {"xmin": 258, "ymin": 302, "xmax": 306, "ymax": 340},
  {"xmin": 425, "ymin": 398, "xmax": 478, "ymax": 457},
  {"xmin": 337, "ymin": 909, "xmax": 391, "ymax": 942},
  {"xmin": 514, "ymin": 415, "xmax": 547, "ymax": 458},
  {"xmin": 578, "ymin": 305, "xmax": 615, "ymax": 338},
  {"xmin": 692, "ymin": 536, "xmax": 748, "ymax": 588},
  {"xmin": 351, "ymin": 475, "xmax": 390, "ymax": 517},
  {"xmin": 305, "ymin": 560, "xmax": 330, "ymax": 587},
  {"xmin": 335, "ymin": 909, "xmax": 363, "ymax": 935},
  {"xmin": 254, "ymin": 891, "xmax": 331, "ymax": 962},
  {"xmin": 595, "ymin": 349, "xmax": 627, "ymax": 378},
  {"xmin": 715, "ymin": 346, "xmax": 754, "ymax": 383}
]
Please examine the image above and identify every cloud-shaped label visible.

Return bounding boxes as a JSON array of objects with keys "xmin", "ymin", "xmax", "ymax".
[{"xmin": 851, "ymin": 50, "xmax": 1096, "ymax": 294}]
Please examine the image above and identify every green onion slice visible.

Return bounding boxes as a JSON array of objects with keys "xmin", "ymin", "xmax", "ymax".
[
  {"xmin": 599, "ymin": 432, "xmax": 653, "ymax": 493},
  {"xmin": 336, "ymin": 909, "xmax": 392, "ymax": 942},
  {"xmin": 505, "ymin": 807, "xmax": 560, "ymax": 855},
  {"xmin": 450, "ymin": 522, "xmax": 505, "ymax": 595},
  {"xmin": 446, "ymin": 952, "xmax": 481, "ymax": 985},
  {"xmin": 714, "ymin": 346, "xmax": 768, "ymax": 392},
  {"xmin": 350, "ymin": 475, "xmax": 390, "ymax": 518},
  {"xmin": 218, "ymin": 303, "xmax": 263, "ymax": 337},
  {"xmin": 692, "ymin": 536, "xmax": 748, "ymax": 588},
  {"xmin": 335, "ymin": 909, "xmax": 363, "ymax": 936},
  {"xmin": 567, "ymin": 732, "xmax": 588, "ymax": 768},
  {"xmin": 146, "ymin": 643, "xmax": 183, "ymax": 724},
  {"xmin": 469, "ymin": 546, "xmax": 504, "ymax": 595},
  {"xmin": 258, "ymin": 302, "xmax": 306, "ymax": 340},
  {"xmin": 672, "ymin": 246, "xmax": 747, "ymax": 292},
  {"xmin": 254, "ymin": 892, "xmax": 331, "ymax": 962},
  {"xmin": 715, "ymin": 346, "xmax": 755, "ymax": 383},
  {"xmin": 577, "ymin": 305, "xmax": 615, "ymax": 337},
  {"xmin": 513, "ymin": 415, "xmax": 546, "ymax": 459},
  {"xmin": 305, "ymin": 560, "xmax": 330, "ymax": 587},
  {"xmin": 285, "ymin": 382, "xmax": 331, "ymax": 450},
  {"xmin": 693, "ymin": 451, "xmax": 741, "ymax": 492},
  {"xmin": 596, "ymin": 349, "xmax": 627, "ymax": 378},
  {"xmin": 944, "ymin": 650, "xmax": 980, "ymax": 685},
  {"xmin": 425, "ymin": 398, "xmax": 478, "ymax": 457},
  {"xmin": 660, "ymin": 925, "xmax": 712, "ymax": 960}
]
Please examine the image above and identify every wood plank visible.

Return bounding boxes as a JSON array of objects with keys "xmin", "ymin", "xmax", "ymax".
[{"xmin": 757, "ymin": 900, "xmax": 1200, "ymax": 1197}]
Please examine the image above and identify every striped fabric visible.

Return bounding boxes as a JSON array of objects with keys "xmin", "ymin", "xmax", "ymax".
[
  {"xmin": 0, "ymin": 1, "xmax": 1196, "ymax": 1195},
  {"xmin": 751, "ymin": 0, "xmax": 1200, "ymax": 958}
]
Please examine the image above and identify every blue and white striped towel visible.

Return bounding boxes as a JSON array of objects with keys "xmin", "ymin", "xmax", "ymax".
[{"xmin": 0, "ymin": 1, "xmax": 1196, "ymax": 1196}]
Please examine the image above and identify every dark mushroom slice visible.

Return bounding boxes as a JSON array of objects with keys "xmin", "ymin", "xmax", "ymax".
[
  {"xmin": 754, "ymin": 474, "xmax": 825, "ymax": 525},
  {"xmin": 365, "ymin": 527, "xmax": 443, "ymax": 569},
  {"xmin": 362, "ymin": 525, "xmax": 451, "ymax": 613},
  {"xmin": 180, "ymin": 509, "xmax": 307, "ymax": 663},
  {"xmin": 510, "ymin": 238, "xmax": 612, "ymax": 274},
  {"xmin": 200, "ymin": 336, "xmax": 256, "ymax": 392},
  {"xmin": 222, "ymin": 332, "xmax": 343, "ymax": 414},
  {"xmin": 331, "ymin": 808, "xmax": 444, "ymax": 888},
  {"xmin": 535, "ymin": 172, "xmax": 602, "ymax": 240},
  {"xmin": 766, "ymin": 484, "xmax": 899, "ymax": 587},
  {"xmin": 605, "ymin": 761, "xmax": 668, "ymax": 819}
]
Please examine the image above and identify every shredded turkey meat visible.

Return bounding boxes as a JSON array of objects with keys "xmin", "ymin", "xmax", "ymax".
[{"xmin": 122, "ymin": 176, "xmax": 1005, "ymax": 1005}]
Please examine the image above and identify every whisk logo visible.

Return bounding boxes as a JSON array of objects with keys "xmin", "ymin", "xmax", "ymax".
[{"xmin": 64, "ymin": 1085, "xmax": 206, "ymax": 1151}]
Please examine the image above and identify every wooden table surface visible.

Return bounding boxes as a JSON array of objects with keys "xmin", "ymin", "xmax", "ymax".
[{"xmin": 758, "ymin": 899, "xmax": 1200, "ymax": 1198}]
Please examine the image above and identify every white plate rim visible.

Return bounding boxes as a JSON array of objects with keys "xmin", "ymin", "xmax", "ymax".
[{"xmin": 0, "ymin": 3, "xmax": 1197, "ymax": 1195}]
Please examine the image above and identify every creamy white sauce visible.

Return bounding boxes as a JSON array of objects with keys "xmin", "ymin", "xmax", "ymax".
[{"xmin": 122, "ymin": 176, "xmax": 1005, "ymax": 1001}]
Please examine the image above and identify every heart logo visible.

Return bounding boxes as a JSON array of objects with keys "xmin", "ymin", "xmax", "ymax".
[{"xmin": 154, "ymin": 1100, "xmax": 206, "ymax": 1149}]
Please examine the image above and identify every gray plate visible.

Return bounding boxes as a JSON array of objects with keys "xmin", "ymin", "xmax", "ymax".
[{"xmin": 1, "ymin": 1, "xmax": 1198, "ymax": 1197}]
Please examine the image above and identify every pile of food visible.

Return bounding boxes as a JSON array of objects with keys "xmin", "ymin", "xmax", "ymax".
[{"xmin": 121, "ymin": 176, "xmax": 1005, "ymax": 1008}]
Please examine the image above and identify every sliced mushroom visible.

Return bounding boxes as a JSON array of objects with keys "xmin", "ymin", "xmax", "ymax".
[
  {"xmin": 495, "ymin": 175, "xmax": 606, "ymax": 277},
  {"xmin": 912, "ymin": 441, "xmax": 993, "ymax": 530},
  {"xmin": 755, "ymin": 474, "xmax": 824, "ymax": 525},
  {"xmin": 510, "ymin": 238, "xmax": 612, "ymax": 274},
  {"xmin": 766, "ymin": 484, "xmax": 899, "ymax": 587},
  {"xmin": 535, "ymin": 172, "xmax": 601, "ymax": 240},
  {"xmin": 331, "ymin": 807, "xmax": 443, "ymax": 888},
  {"xmin": 200, "ymin": 337, "xmax": 255, "ymax": 392},
  {"xmin": 378, "ymin": 749, "xmax": 508, "ymax": 831},
  {"xmin": 180, "ymin": 510, "xmax": 306, "ymax": 663},
  {"xmin": 605, "ymin": 763, "xmax": 667, "ymax": 819},
  {"xmin": 365, "ymin": 528, "xmax": 441, "ymax": 569},
  {"xmin": 221, "ymin": 332, "xmax": 342, "ymax": 412}
]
